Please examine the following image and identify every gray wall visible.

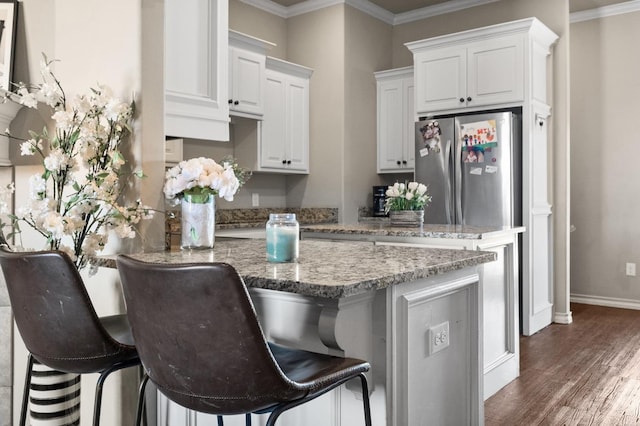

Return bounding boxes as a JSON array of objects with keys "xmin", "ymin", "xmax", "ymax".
[
  {"xmin": 570, "ymin": 11, "xmax": 640, "ymax": 303},
  {"xmin": 286, "ymin": 5, "xmax": 346, "ymax": 217}
]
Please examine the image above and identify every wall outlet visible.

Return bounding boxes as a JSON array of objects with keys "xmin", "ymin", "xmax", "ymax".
[
  {"xmin": 251, "ymin": 193, "xmax": 259, "ymax": 207},
  {"xmin": 626, "ymin": 262, "xmax": 636, "ymax": 277},
  {"xmin": 428, "ymin": 321, "xmax": 450, "ymax": 355}
]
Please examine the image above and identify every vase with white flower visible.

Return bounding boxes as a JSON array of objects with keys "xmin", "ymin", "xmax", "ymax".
[
  {"xmin": 163, "ymin": 156, "xmax": 250, "ymax": 249},
  {"xmin": 385, "ymin": 181, "xmax": 431, "ymax": 227}
]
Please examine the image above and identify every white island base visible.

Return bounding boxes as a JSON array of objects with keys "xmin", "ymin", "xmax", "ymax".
[{"xmin": 157, "ymin": 267, "xmax": 482, "ymax": 426}]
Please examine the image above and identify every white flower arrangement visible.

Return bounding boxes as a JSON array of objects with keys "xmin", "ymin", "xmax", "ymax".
[
  {"xmin": 163, "ymin": 156, "xmax": 250, "ymax": 204},
  {"xmin": 384, "ymin": 181, "xmax": 431, "ymax": 213},
  {"xmin": 0, "ymin": 54, "xmax": 154, "ymax": 270}
]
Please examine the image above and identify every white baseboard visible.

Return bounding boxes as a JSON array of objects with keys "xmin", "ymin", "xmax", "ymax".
[
  {"xmin": 570, "ymin": 293, "xmax": 640, "ymax": 311},
  {"xmin": 554, "ymin": 311, "xmax": 573, "ymax": 324}
]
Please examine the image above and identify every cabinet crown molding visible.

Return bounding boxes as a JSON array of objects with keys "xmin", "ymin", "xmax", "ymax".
[
  {"xmin": 405, "ymin": 17, "xmax": 558, "ymax": 53},
  {"xmin": 229, "ymin": 29, "xmax": 276, "ymax": 53},
  {"xmin": 266, "ymin": 56, "xmax": 314, "ymax": 79},
  {"xmin": 374, "ymin": 66, "xmax": 412, "ymax": 81}
]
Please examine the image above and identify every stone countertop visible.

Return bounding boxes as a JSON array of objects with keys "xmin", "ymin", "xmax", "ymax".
[
  {"xmin": 300, "ymin": 223, "xmax": 525, "ymax": 240},
  {"xmin": 95, "ymin": 239, "xmax": 495, "ymax": 299}
]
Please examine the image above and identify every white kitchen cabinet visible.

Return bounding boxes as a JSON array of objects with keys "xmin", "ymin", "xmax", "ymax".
[
  {"xmin": 407, "ymin": 17, "xmax": 558, "ymax": 336},
  {"xmin": 235, "ymin": 57, "xmax": 313, "ymax": 174},
  {"xmin": 228, "ymin": 30, "xmax": 275, "ymax": 118},
  {"xmin": 165, "ymin": 0, "xmax": 229, "ymax": 141},
  {"xmin": 375, "ymin": 67, "xmax": 415, "ymax": 173},
  {"xmin": 408, "ymin": 27, "xmax": 525, "ymax": 115}
]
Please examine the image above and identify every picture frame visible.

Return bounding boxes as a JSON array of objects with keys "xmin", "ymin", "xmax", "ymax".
[{"xmin": 0, "ymin": 0, "xmax": 17, "ymax": 91}]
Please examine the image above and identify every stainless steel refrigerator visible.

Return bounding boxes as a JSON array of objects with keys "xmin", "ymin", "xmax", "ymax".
[{"xmin": 414, "ymin": 109, "xmax": 521, "ymax": 227}]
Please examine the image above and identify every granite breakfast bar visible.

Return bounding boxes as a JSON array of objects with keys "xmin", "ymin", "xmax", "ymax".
[{"xmin": 98, "ymin": 238, "xmax": 496, "ymax": 426}]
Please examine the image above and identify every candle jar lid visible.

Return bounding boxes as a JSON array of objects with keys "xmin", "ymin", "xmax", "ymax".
[{"xmin": 268, "ymin": 213, "xmax": 297, "ymax": 224}]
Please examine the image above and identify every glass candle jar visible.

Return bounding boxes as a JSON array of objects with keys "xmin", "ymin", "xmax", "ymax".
[{"xmin": 266, "ymin": 213, "xmax": 299, "ymax": 263}]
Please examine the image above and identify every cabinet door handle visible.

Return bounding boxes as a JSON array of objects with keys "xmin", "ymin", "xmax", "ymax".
[
  {"xmin": 402, "ymin": 160, "xmax": 407, "ymax": 165},
  {"xmin": 287, "ymin": 160, "xmax": 292, "ymax": 165},
  {"xmin": 234, "ymin": 100, "xmax": 239, "ymax": 105},
  {"xmin": 228, "ymin": 99, "xmax": 233, "ymax": 104},
  {"xmin": 396, "ymin": 160, "xmax": 401, "ymax": 165},
  {"xmin": 459, "ymin": 97, "xmax": 465, "ymax": 103},
  {"xmin": 466, "ymin": 96, "xmax": 472, "ymax": 102},
  {"xmin": 282, "ymin": 160, "xmax": 287, "ymax": 164}
]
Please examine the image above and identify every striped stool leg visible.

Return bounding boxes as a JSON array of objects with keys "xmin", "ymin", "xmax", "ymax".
[{"xmin": 29, "ymin": 360, "xmax": 81, "ymax": 426}]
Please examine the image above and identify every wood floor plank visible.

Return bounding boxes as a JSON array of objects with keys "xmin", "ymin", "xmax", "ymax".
[{"xmin": 485, "ymin": 304, "xmax": 640, "ymax": 425}]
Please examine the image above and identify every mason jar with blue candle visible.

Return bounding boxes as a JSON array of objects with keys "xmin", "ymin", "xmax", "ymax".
[{"xmin": 266, "ymin": 213, "xmax": 299, "ymax": 262}]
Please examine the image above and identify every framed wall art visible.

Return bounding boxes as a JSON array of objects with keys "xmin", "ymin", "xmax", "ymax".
[{"xmin": 0, "ymin": 0, "xmax": 17, "ymax": 91}]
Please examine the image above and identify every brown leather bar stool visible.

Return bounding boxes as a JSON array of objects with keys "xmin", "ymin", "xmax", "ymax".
[
  {"xmin": 0, "ymin": 245, "xmax": 141, "ymax": 426},
  {"xmin": 116, "ymin": 255, "xmax": 372, "ymax": 426}
]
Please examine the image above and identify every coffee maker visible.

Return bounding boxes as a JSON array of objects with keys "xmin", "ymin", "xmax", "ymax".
[{"xmin": 372, "ymin": 186, "xmax": 387, "ymax": 217}]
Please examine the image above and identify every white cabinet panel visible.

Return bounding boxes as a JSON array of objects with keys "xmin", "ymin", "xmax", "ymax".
[
  {"xmin": 286, "ymin": 78, "xmax": 309, "ymax": 171},
  {"xmin": 228, "ymin": 31, "xmax": 274, "ymax": 119},
  {"xmin": 165, "ymin": 0, "xmax": 229, "ymax": 141},
  {"xmin": 414, "ymin": 47, "xmax": 466, "ymax": 112},
  {"xmin": 260, "ymin": 74, "xmax": 287, "ymax": 169},
  {"xmin": 229, "ymin": 47, "xmax": 264, "ymax": 117},
  {"xmin": 467, "ymin": 36, "xmax": 524, "ymax": 107},
  {"xmin": 375, "ymin": 67, "xmax": 415, "ymax": 173}
]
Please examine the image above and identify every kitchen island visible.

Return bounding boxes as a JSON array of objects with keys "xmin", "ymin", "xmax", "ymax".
[
  {"xmin": 300, "ymin": 223, "xmax": 525, "ymax": 399},
  {"xmin": 98, "ymin": 239, "xmax": 495, "ymax": 426}
]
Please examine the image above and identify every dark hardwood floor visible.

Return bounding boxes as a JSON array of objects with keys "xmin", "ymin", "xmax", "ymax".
[{"xmin": 485, "ymin": 303, "xmax": 640, "ymax": 425}]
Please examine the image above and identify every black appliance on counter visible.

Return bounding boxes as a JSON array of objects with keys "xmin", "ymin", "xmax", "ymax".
[{"xmin": 372, "ymin": 186, "xmax": 387, "ymax": 217}]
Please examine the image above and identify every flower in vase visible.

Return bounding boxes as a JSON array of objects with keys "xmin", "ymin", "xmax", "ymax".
[
  {"xmin": 0, "ymin": 54, "xmax": 154, "ymax": 270},
  {"xmin": 163, "ymin": 156, "xmax": 250, "ymax": 204},
  {"xmin": 384, "ymin": 181, "xmax": 431, "ymax": 213}
]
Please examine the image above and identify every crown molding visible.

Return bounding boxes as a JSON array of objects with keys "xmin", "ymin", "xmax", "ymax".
[
  {"xmin": 240, "ymin": 0, "xmax": 498, "ymax": 24},
  {"xmin": 394, "ymin": 0, "xmax": 500, "ymax": 25},
  {"xmin": 287, "ymin": 0, "xmax": 344, "ymax": 17},
  {"xmin": 570, "ymin": 0, "xmax": 640, "ymax": 23},
  {"xmin": 238, "ymin": 0, "xmax": 289, "ymax": 18},
  {"xmin": 346, "ymin": 0, "xmax": 394, "ymax": 24},
  {"xmin": 241, "ymin": 0, "xmax": 640, "ymax": 26}
]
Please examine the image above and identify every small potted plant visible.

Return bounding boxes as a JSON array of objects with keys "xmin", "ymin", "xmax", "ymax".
[{"xmin": 385, "ymin": 181, "xmax": 431, "ymax": 227}]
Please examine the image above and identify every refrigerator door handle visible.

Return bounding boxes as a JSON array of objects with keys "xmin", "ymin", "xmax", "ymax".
[
  {"xmin": 444, "ymin": 139, "xmax": 453, "ymax": 224},
  {"xmin": 455, "ymin": 123, "xmax": 463, "ymax": 224}
]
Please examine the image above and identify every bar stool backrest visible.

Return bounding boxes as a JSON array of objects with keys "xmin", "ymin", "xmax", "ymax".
[
  {"xmin": 116, "ymin": 256, "xmax": 307, "ymax": 415},
  {"xmin": 0, "ymin": 247, "xmax": 130, "ymax": 373}
]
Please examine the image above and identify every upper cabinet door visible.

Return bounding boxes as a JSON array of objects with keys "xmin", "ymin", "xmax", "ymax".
[
  {"xmin": 228, "ymin": 30, "xmax": 275, "ymax": 119},
  {"xmin": 414, "ymin": 46, "xmax": 466, "ymax": 113},
  {"xmin": 377, "ymin": 79, "xmax": 406, "ymax": 171},
  {"xmin": 165, "ymin": 0, "xmax": 229, "ymax": 141},
  {"xmin": 285, "ymin": 75, "xmax": 310, "ymax": 172},
  {"xmin": 260, "ymin": 72, "xmax": 287, "ymax": 169},
  {"xmin": 229, "ymin": 47, "xmax": 265, "ymax": 117},
  {"xmin": 375, "ymin": 67, "xmax": 414, "ymax": 173},
  {"xmin": 467, "ymin": 35, "xmax": 524, "ymax": 108}
]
